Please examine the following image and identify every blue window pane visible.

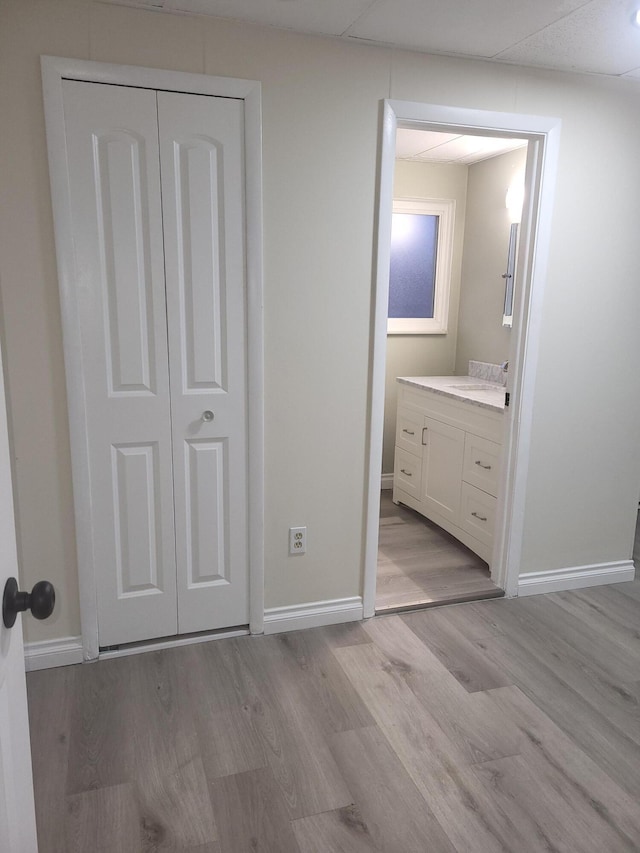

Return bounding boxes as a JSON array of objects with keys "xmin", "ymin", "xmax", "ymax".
[{"xmin": 388, "ymin": 213, "xmax": 439, "ymax": 319}]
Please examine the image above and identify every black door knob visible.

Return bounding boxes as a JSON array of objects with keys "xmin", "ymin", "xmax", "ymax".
[{"xmin": 2, "ymin": 577, "xmax": 55, "ymax": 629}]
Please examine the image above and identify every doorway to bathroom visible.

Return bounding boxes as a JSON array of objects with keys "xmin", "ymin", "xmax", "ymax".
[
  {"xmin": 363, "ymin": 100, "xmax": 561, "ymax": 618},
  {"xmin": 377, "ymin": 128, "xmax": 526, "ymax": 613}
]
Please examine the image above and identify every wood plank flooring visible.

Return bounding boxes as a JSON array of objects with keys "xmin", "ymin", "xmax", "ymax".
[
  {"xmin": 27, "ymin": 573, "xmax": 640, "ymax": 852},
  {"xmin": 376, "ymin": 489, "xmax": 503, "ymax": 612}
]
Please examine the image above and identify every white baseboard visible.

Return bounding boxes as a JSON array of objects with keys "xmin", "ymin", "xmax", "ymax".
[
  {"xmin": 24, "ymin": 601, "xmax": 365, "ymax": 666},
  {"xmin": 517, "ymin": 560, "xmax": 635, "ymax": 597},
  {"xmin": 24, "ymin": 636, "xmax": 84, "ymax": 671},
  {"xmin": 264, "ymin": 596, "xmax": 363, "ymax": 635},
  {"xmin": 381, "ymin": 474, "xmax": 394, "ymax": 490}
]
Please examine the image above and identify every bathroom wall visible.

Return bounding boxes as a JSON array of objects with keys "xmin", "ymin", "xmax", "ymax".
[
  {"xmin": 455, "ymin": 147, "xmax": 528, "ymax": 374},
  {"xmin": 2, "ymin": 0, "xmax": 640, "ymax": 644},
  {"xmin": 383, "ymin": 160, "xmax": 468, "ymax": 476}
]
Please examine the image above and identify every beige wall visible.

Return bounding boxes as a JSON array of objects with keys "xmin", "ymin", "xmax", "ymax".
[
  {"xmin": 383, "ymin": 160, "xmax": 468, "ymax": 475},
  {"xmin": 455, "ymin": 147, "xmax": 527, "ymax": 374},
  {"xmin": 2, "ymin": 0, "xmax": 640, "ymax": 643}
]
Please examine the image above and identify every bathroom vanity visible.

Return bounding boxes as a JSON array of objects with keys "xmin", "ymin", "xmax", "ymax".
[{"xmin": 393, "ymin": 376, "xmax": 505, "ymax": 563}]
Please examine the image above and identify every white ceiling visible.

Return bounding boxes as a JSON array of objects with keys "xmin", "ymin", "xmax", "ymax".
[
  {"xmin": 99, "ymin": 0, "xmax": 640, "ymax": 79},
  {"xmin": 396, "ymin": 130, "xmax": 527, "ymax": 165}
]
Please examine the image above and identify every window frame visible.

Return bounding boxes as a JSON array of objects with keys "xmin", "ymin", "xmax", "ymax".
[{"xmin": 387, "ymin": 197, "xmax": 455, "ymax": 335}]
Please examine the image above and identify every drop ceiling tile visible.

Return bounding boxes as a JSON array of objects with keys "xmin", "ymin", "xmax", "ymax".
[
  {"xmin": 395, "ymin": 129, "xmax": 459, "ymax": 158},
  {"xmin": 396, "ymin": 129, "xmax": 527, "ymax": 164},
  {"xmin": 496, "ymin": 0, "xmax": 640, "ymax": 75},
  {"xmin": 414, "ymin": 135, "xmax": 497, "ymax": 162},
  {"xmin": 409, "ymin": 142, "xmax": 464, "ymax": 162},
  {"xmin": 162, "ymin": 0, "xmax": 376, "ymax": 35},
  {"xmin": 454, "ymin": 137, "xmax": 527, "ymax": 164},
  {"xmin": 347, "ymin": 0, "xmax": 592, "ymax": 58}
]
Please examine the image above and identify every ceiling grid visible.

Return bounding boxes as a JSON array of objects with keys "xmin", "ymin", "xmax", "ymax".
[{"xmin": 97, "ymin": 0, "xmax": 640, "ymax": 79}]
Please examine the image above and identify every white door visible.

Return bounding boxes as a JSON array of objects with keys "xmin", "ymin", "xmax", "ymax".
[
  {"xmin": 62, "ymin": 81, "xmax": 178, "ymax": 646},
  {"xmin": 61, "ymin": 80, "xmax": 249, "ymax": 646},
  {"xmin": 0, "ymin": 345, "xmax": 39, "ymax": 852},
  {"xmin": 158, "ymin": 92, "xmax": 249, "ymax": 634}
]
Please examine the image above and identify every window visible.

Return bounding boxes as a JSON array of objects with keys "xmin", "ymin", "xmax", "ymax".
[{"xmin": 387, "ymin": 198, "xmax": 455, "ymax": 334}]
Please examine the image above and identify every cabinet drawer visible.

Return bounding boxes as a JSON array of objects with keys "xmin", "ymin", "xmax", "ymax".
[
  {"xmin": 463, "ymin": 434, "xmax": 501, "ymax": 497},
  {"xmin": 394, "ymin": 446, "xmax": 422, "ymax": 499},
  {"xmin": 460, "ymin": 482, "xmax": 496, "ymax": 547},
  {"xmin": 396, "ymin": 406, "xmax": 423, "ymax": 455}
]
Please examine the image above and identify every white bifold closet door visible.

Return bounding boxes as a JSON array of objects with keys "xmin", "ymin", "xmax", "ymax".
[{"xmin": 62, "ymin": 80, "xmax": 248, "ymax": 647}]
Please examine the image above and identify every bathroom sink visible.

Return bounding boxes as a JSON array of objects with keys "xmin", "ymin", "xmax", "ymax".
[{"xmin": 449, "ymin": 383, "xmax": 502, "ymax": 391}]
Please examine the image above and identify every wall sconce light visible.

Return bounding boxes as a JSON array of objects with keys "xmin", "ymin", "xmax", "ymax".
[{"xmin": 505, "ymin": 179, "xmax": 524, "ymax": 224}]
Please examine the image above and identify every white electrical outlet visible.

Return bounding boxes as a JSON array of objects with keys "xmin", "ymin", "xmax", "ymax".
[{"xmin": 289, "ymin": 526, "xmax": 307, "ymax": 555}]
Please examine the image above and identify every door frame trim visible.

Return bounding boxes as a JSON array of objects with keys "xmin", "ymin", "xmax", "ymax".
[
  {"xmin": 41, "ymin": 55, "xmax": 265, "ymax": 659},
  {"xmin": 363, "ymin": 99, "xmax": 561, "ymax": 616}
]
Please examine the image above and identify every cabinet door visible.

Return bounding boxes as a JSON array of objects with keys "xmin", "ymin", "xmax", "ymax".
[
  {"xmin": 62, "ymin": 80, "xmax": 178, "ymax": 647},
  {"xmin": 158, "ymin": 92, "xmax": 249, "ymax": 634},
  {"xmin": 421, "ymin": 417, "xmax": 464, "ymax": 524}
]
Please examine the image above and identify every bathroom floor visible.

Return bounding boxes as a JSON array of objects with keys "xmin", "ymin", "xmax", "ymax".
[{"xmin": 376, "ymin": 490, "xmax": 504, "ymax": 613}]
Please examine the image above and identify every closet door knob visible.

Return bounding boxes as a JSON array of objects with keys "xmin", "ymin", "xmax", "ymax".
[
  {"xmin": 2, "ymin": 577, "xmax": 56, "ymax": 629},
  {"xmin": 202, "ymin": 410, "xmax": 214, "ymax": 422}
]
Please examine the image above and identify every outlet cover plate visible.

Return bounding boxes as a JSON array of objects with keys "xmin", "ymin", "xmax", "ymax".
[{"xmin": 289, "ymin": 526, "xmax": 306, "ymax": 555}]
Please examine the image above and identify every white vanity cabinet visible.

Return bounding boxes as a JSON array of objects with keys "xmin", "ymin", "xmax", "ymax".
[{"xmin": 392, "ymin": 380, "xmax": 504, "ymax": 563}]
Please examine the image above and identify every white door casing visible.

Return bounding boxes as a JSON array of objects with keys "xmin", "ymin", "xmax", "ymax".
[
  {"xmin": 42, "ymin": 57, "xmax": 264, "ymax": 658},
  {"xmin": 363, "ymin": 100, "xmax": 561, "ymax": 617},
  {"xmin": 0, "ymin": 342, "xmax": 39, "ymax": 853}
]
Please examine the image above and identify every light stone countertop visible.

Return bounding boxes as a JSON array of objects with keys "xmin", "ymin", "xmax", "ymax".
[{"xmin": 397, "ymin": 375, "xmax": 506, "ymax": 412}]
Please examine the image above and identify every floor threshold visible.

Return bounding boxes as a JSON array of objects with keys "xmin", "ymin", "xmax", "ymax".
[
  {"xmin": 377, "ymin": 490, "xmax": 503, "ymax": 612},
  {"xmin": 375, "ymin": 586, "xmax": 505, "ymax": 617}
]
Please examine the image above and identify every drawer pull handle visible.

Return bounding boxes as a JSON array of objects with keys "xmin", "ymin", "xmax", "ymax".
[
  {"xmin": 471, "ymin": 511, "xmax": 488, "ymax": 522},
  {"xmin": 422, "ymin": 427, "xmax": 428, "ymax": 445},
  {"xmin": 400, "ymin": 468, "xmax": 412, "ymax": 477},
  {"xmin": 475, "ymin": 460, "xmax": 492, "ymax": 470},
  {"xmin": 402, "ymin": 429, "xmax": 415, "ymax": 436}
]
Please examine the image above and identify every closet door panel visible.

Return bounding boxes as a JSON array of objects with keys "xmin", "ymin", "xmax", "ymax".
[
  {"xmin": 175, "ymin": 139, "xmax": 226, "ymax": 391},
  {"xmin": 184, "ymin": 439, "xmax": 228, "ymax": 586},
  {"xmin": 158, "ymin": 91, "xmax": 249, "ymax": 633},
  {"xmin": 112, "ymin": 442, "xmax": 164, "ymax": 595},
  {"xmin": 62, "ymin": 80, "xmax": 178, "ymax": 646}
]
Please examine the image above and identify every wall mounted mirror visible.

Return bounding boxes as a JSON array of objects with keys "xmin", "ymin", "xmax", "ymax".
[{"xmin": 502, "ymin": 222, "xmax": 518, "ymax": 327}]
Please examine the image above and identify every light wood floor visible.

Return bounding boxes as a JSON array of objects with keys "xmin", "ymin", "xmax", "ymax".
[
  {"xmin": 27, "ymin": 571, "xmax": 640, "ymax": 852},
  {"xmin": 376, "ymin": 490, "xmax": 503, "ymax": 613}
]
